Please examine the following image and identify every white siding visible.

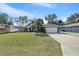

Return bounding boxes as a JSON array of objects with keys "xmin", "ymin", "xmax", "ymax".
[
  {"xmin": 46, "ymin": 28, "xmax": 57, "ymax": 33},
  {"xmin": 10, "ymin": 26, "xmax": 19, "ymax": 32},
  {"xmin": 72, "ymin": 27, "xmax": 79, "ymax": 32},
  {"xmin": 61, "ymin": 26, "xmax": 79, "ymax": 32},
  {"xmin": 63, "ymin": 27, "xmax": 72, "ymax": 32}
]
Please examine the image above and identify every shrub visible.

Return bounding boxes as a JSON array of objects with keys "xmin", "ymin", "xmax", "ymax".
[{"xmin": 40, "ymin": 27, "xmax": 46, "ymax": 34}]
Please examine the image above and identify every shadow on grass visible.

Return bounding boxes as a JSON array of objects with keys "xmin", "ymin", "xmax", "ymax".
[
  {"xmin": 34, "ymin": 33, "xmax": 48, "ymax": 37},
  {"xmin": 0, "ymin": 32, "xmax": 17, "ymax": 35}
]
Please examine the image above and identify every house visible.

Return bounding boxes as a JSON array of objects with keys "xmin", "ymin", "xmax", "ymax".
[
  {"xmin": 9, "ymin": 25, "xmax": 21, "ymax": 32},
  {"xmin": 43, "ymin": 23, "xmax": 58, "ymax": 33},
  {"xmin": 25, "ymin": 23, "xmax": 37, "ymax": 32},
  {"xmin": 0, "ymin": 24, "xmax": 22, "ymax": 32},
  {"xmin": 26, "ymin": 23, "xmax": 58, "ymax": 33},
  {"xmin": 58, "ymin": 23, "xmax": 79, "ymax": 32},
  {"xmin": 0, "ymin": 24, "xmax": 5, "ymax": 32}
]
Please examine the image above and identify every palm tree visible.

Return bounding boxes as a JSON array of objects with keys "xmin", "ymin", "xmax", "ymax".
[
  {"xmin": 18, "ymin": 16, "xmax": 28, "ymax": 31},
  {"xmin": 45, "ymin": 14, "xmax": 57, "ymax": 24}
]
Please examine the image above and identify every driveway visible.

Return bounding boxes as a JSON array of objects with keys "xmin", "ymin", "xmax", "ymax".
[{"xmin": 49, "ymin": 34, "xmax": 79, "ymax": 56}]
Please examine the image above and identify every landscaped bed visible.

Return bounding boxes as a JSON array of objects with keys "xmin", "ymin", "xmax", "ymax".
[{"xmin": 0, "ymin": 32, "xmax": 62, "ymax": 56}]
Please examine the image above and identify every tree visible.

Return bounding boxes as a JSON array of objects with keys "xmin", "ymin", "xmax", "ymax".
[
  {"xmin": 66, "ymin": 12, "xmax": 79, "ymax": 24},
  {"xmin": 27, "ymin": 19, "xmax": 36, "ymax": 26},
  {"xmin": 57, "ymin": 20, "xmax": 64, "ymax": 26},
  {"xmin": 35, "ymin": 18, "xmax": 44, "ymax": 32},
  {"xmin": 45, "ymin": 14, "xmax": 57, "ymax": 24},
  {"xmin": 36, "ymin": 18, "xmax": 44, "ymax": 25},
  {"xmin": 7, "ymin": 20, "xmax": 13, "ymax": 25},
  {"xmin": 77, "ymin": 18, "xmax": 79, "ymax": 22},
  {"xmin": 18, "ymin": 16, "xmax": 28, "ymax": 26},
  {"xmin": 67, "ymin": 15, "xmax": 76, "ymax": 24},
  {"xmin": 0, "ymin": 13, "xmax": 10, "ymax": 31},
  {"xmin": 0, "ymin": 13, "xmax": 9, "ymax": 24},
  {"xmin": 17, "ymin": 16, "xmax": 28, "ymax": 31}
]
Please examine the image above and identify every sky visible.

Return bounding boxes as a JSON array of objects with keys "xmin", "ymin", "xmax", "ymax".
[{"xmin": 0, "ymin": 3, "xmax": 79, "ymax": 24}]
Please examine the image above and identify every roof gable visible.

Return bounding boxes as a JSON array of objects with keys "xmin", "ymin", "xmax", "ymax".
[{"xmin": 44, "ymin": 23, "xmax": 58, "ymax": 28}]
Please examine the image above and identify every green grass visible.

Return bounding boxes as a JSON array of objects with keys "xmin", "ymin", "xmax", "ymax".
[
  {"xmin": 63, "ymin": 32, "xmax": 79, "ymax": 37},
  {"xmin": 0, "ymin": 32, "xmax": 62, "ymax": 56}
]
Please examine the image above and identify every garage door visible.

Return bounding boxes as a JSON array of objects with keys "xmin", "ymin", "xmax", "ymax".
[
  {"xmin": 72, "ymin": 26, "xmax": 79, "ymax": 32},
  {"xmin": 46, "ymin": 28, "xmax": 57, "ymax": 33}
]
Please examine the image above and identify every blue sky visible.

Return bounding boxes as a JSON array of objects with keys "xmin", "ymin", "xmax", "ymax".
[{"xmin": 0, "ymin": 3, "xmax": 79, "ymax": 22}]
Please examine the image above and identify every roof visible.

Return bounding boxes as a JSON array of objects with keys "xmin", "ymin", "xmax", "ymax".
[
  {"xmin": 62, "ymin": 23, "xmax": 79, "ymax": 27},
  {"xmin": 26, "ymin": 23, "xmax": 37, "ymax": 28},
  {"xmin": 25, "ymin": 23, "xmax": 58, "ymax": 28},
  {"xmin": 43, "ymin": 23, "xmax": 58, "ymax": 28},
  {"xmin": 10, "ymin": 25, "xmax": 23, "ymax": 28}
]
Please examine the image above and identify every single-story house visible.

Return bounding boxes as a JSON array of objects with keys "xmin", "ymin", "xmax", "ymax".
[
  {"xmin": 9, "ymin": 25, "xmax": 22, "ymax": 32},
  {"xmin": 58, "ymin": 23, "xmax": 79, "ymax": 32},
  {"xmin": 0, "ymin": 24, "xmax": 22, "ymax": 32},
  {"xmin": 26, "ymin": 23, "xmax": 59, "ymax": 33},
  {"xmin": 0, "ymin": 24, "xmax": 5, "ymax": 32},
  {"xmin": 0, "ymin": 23, "xmax": 78, "ymax": 33}
]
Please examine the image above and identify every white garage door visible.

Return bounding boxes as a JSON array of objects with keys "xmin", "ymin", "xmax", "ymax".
[
  {"xmin": 72, "ymin": 27, "xmax": 79, "ymax": 32},
  {"xmin": 46, "ymin": 28, "xmax": 57, "ymax": 33}
]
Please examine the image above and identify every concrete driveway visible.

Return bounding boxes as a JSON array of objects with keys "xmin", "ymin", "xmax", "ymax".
[{"xmin": 49, "ymin": 34, "xmax": 79, "ymax": 56}]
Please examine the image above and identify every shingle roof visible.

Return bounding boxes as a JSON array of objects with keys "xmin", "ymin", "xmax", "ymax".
[
  {"xmin": 62, "ymin": 23, "xmax": 79, "ymax": 27},
  {"xmin": 43, "ymin": 23, "xmax": 58, "ymax": 28}
]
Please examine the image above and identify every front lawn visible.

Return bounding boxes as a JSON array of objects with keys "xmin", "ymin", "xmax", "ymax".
[{"xmin": 0, "ymin": 32, "xmax": 62, "ymax": 56}]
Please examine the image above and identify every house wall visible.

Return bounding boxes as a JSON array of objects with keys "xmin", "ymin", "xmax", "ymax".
[
  {"xmin": 59, "ymin": 26, "xmax": 79, "ymax": 32},
  {"xmin": 10, "ymin": 26, "xmax": 19, "ymax": 32},
  {"xmin": 63, "ymin": 27, "xmax": 72, "ymax": 32},
  {"xmin": 0, "ymin": 28, "xmax": 5, "ymax": 32},
  {"xmin": 46, "ymin": 27, "xmax": 57, "ymax": 33},
  {"xmin": 0, "ymin": 25, "xmax": 5, "ymax": 32},
  {"xmin": 72, "ymin": 26, "xmax": 79, "ymax": 32}
]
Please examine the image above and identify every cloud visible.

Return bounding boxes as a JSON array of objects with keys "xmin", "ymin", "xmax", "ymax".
[
  {"xmin": 31, "ymin": 3, "xmax": 56, "ymax": 9},
  {"xmin": 0, "ymin": 3, "xmax": 34, "ymax": 18},
  {"xmin": 0, "ymin": 3, "xmax": 51, "ymax": 24}
]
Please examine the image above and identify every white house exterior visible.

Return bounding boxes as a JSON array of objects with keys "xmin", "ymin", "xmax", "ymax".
[
  {"xmin": 9, "ymin": 25, "xmax": 20, "ymax": 32},
  {"xmin": 26, "ymin": 23, "xmax": 37, "ymax": 32},
  {"xmin": 0, "ymin": 24, "xmax": 5, "ymax": 32},
  {"xmin": 44, "ymin": 24, "xmax": 58, "ymax": 33},
  {"xmin": 59, "ymin": 23, "xmax": 79, "ymax": 32},
  {"xmin": 0, "ymin": 24, "xmax": 21, "ymax": 32}
]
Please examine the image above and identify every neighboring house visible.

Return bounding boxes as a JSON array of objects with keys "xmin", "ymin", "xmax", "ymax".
[
  {"xmin": 0, "ymin": 24, "xmax": 22, "ymax": 32},
  {"xmin": 59, "ymin": 23, "xmax": 79, "ymax": 32},
  {"xmin": 43, "ymin": 23, "xmax": 58, "ymax": 33},
  {"xmin": 0, "ymin": 24, "xmax": 5, "ymax": 32},
  {"xmin": 9, "ymin": 25, "xmax": 21, "ymax": 32}
]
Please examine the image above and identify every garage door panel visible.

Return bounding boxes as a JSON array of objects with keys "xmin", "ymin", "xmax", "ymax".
[
  {"xmin": 72, "ymin": 27, "xmax": 79, "ymax": 32},
  {"xmin": 46, "ymin": 28, "xmax": 57, "ymax": 33}
]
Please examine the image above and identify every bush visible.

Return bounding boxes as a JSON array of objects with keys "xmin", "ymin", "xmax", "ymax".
[{"xmin": 40, "ymin": 27, "xmax": 46, "ymax": 34}]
